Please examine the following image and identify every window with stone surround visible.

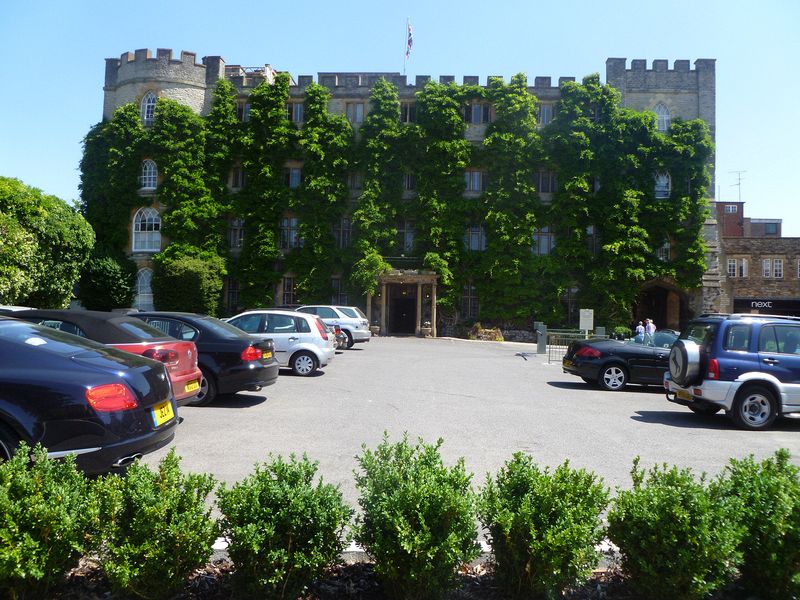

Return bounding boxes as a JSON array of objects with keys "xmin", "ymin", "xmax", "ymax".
[
  {"xmin": 538, "ymin": 103, "xmax": 554, "ymax": 126},
  {"xmin": 284, "ymin": 167, "xmax": 302, "ymax": 189},
  {"xmin": 464, "ymin": 102, "xmax": 491, "ymax": 124},
  {"xmin": 135, "ymin": 268, "xmax": 154, "ymax": 311},
  {"xmin": 727, "ymin": 259, "xmax": 737, "ymax": 278},
  {"xmin": 396, "ymin": 219, "xmax": 415, "ymax": 253},
  {"xmin": 140, "ymin": 91, "xmax": 157, "ymax": 127},
  {"xmin": 774, "ymin": 258, "xmax": 784, "ymax": 279},
  {"xmin": 655, "ymin": 172, "xmax": 671, "ymax": 199},
  {"xmin": 132, "ymin": 207, "xmax": 161, "ymax": 252},
  {"xmin": 656, "ymin": 241, "xmax": 670, "ymax": 262},
  {"xmin": 654, "ymin": 103, "xmax": 671, "ymax": 132},
  {"xmin": 346, "ymin": 102, "xmax": 364, "ymax": 123},
  {"xmin": 228, "ymin": 217, "xmax": 245, "ymax": 250},
  {"xmin": 464, "ymin": 224, "xmax": 486, "ymax": 251},
  {"xmin": 727, "ymin": 258, "xmax": 750, "ymax": 278},
  {"xmin": 532, "ymin": 226, "xmax": 555, "ymax": 256},
  {"xmin": 331, "ymin": 277, "xmax": 348, "ymax": 305},
  {"xmin": 464, "ymin": 169, "xmax": 488, "ymax": 193},
  {"xmin": 534, "ymin": 171, "xmax": 558, "ymax": 194},
  {"xmin": 403, "ymin": 173, "xmax": 416, "ymax": 191},
  {"xmin": 236, "ymin": 101, "xmax": 251, "ymax": 123},
  {"xmin": 725, "ymin": 204, "xmax": 738, "ymax": 213},
  {"xmin": 139, "ymin": 160, "xmax": 157, "ymax": 191},
  {"xmin": 282, "ymin": 277, "xmax": 297, "ymax": 305},
  {"xmin": 461, "ymin": 283, "xmax": 479, "ymax": 319},
  {"xmin": 333, "ymin": 217, "xmax": 351, "ymax": 249},
  {"xmin": 739, "ymin": 258, "xmax": 749, "ymax": 278},
  {"xmin": 287, "ymin": 102, "xmax": 303, "ymax": 123},
  {"xmin": 279, "ymin": 216, "xmax": 301, "ymax": 249},
  {"xmin": 400, "ymin": 102, "xmax": 416, "ymax": 123},
  {"xmin": 230, "ymin": 165, "xmax": 247, "ymax": 189}
]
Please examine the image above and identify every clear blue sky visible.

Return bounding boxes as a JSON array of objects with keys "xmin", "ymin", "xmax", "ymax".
[{"xmin": 2, "ymin": 0, "xmax": 798, "ymax": 235}]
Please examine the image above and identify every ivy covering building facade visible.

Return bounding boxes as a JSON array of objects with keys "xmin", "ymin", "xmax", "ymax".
[{"xmin": 81, "ymin": 50, "xmax": 715, "ymax": 335}]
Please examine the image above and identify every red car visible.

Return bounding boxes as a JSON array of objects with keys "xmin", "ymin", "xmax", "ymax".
[{"xmin": 12, "ymin": 310, "xmax": 202, "ymax": 406}]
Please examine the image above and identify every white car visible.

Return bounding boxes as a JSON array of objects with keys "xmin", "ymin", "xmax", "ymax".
[
  {"xmin": 296, "ymin": 305, "xmax": 371, "ymax": 349},
  {"xmin": 226, "ymin": 309, "xmax": 335, "ymax": 376}
]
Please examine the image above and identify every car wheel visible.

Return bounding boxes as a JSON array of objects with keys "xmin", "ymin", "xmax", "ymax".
[
  {"xmin": 688, "ymin": 404, "xmax": 722, "ymax": 416},
  {"xmin": 0, "ymin": 422, "xmax": 20, "ymax": 462},
  {"xmin": 344, "ymin": 331, "xmax": 354, "ymax": 349},
  {"xmin": 731, "ymin": 385, "xmax": 778, "ymax": 430},
  {"xmin": 599, "ymin": 365, "xmax": 627, "ymax": 391},
  {"xmin": 189, "ymin": 369, "xmax": 217, "ymax": 406},
  {"xmin": 669, "ymin": 340, "xmax": 702, "ymax": 387},
  {"xmin": 291, "ymin": 351, "xmax": 318, "ymax": 376}
]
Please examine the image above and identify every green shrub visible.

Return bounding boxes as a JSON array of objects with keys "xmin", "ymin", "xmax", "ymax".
[
  {"xmin": 89, "ymin": 449, "xmax": 217, "ymax": 600},
  {"xmin": 717, "ymin": 449, "xmax": 800, "ymax": 599},
  {"xmin": 479, "ymin": 453, "xmax": 609, "ymax": 599},
  {"xmin": 612, "ymin": 325, "xmax": 632, "ymax": 338},
  {"xmin": 606, "ymin": 458, "xmax": 742, "ymax": 600},
  {"xmin": 217, "ymin": 453, "xmax": 352, "ymax": 599},
  {"xmin": 354, "ymin": 433, "xmax": 480, "ymax": 600},
  {"xmin": 0, "ymin": 443, "xmax": 90, "ymax": 600},
  {"xmin": 76, "ymin": 250, "xmax": 136, "ymax": 310},
  {"xmin": 151, "ymin": 253, "xmax": 225, "ymax": 315}
]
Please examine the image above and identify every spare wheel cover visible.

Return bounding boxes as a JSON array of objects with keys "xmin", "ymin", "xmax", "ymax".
[{"xmin": 669, "ymin": 339, "xmax": 700, "ymax": 387}]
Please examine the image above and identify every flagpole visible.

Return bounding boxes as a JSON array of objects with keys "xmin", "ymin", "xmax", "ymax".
[{"xmin": 403, "ymin": 18, "xmax": 409, "ymax": 75}]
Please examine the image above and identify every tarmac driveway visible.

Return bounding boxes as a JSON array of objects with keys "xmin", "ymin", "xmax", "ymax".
[{"xmin": 143, "ymin": 336, "xmax": 800, "ymax": 507}]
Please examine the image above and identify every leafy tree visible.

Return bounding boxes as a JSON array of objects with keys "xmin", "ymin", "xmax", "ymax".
[
  {"xmin": 152, "ymin": 253, "xmax": 226, "ymax": 315},
  {"xmin": 0, "ymin": 177, "xmax": 94, "ymax": 308},
  {"xmin": 77, "ymin": 251, "xmax": 136, "ymax": 310}
]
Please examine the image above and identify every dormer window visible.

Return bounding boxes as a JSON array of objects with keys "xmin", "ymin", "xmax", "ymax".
[
  {"xmin": 139, "ymin": 160, "xmax": 157, "ymax": 191},
  {"xmin": 654, "ymin": 103, "xmax": 671, "ymax": 132},
  {"xmin": 140, "ymin": 91, "xmax": 157, "ymax": 126}
]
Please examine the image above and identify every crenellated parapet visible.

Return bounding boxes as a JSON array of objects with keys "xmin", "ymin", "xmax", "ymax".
[{"xmin": 103, "ymin": 48, "xmax": 226, "ymax": 121}]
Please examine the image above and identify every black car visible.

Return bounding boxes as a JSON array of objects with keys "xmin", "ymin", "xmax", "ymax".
[
  {"xmin": 0, "ymin": 316, "xmax": 177, "ymax": 473},
  {"xmin": 562, "ymin": 330, "xmax": 679, "ymax": 391},
  {"xmin": 132, "ymin": 312, "xmax": 279, "ymax": 406}
]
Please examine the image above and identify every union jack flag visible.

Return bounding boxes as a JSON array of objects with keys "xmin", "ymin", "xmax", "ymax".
[{"xmin": 406, "ymin": 21, "xmax": 413, "ymax": 58}]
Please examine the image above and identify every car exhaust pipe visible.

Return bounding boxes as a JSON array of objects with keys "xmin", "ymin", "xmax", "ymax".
[{"xmin": 112, "ymin": 453, "xmax": 142, "ymax": 469}]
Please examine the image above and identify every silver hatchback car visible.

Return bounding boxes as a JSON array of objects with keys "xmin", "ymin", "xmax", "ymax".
[
  {"xmin": 297, "ymin": 305, "xmax": 371, "ymax": 349},
  {"xmin": 227, "ymin": 309, "xmax": 335, "ymax": 376}
]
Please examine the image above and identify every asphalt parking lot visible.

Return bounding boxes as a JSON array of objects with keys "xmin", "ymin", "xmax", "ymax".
[{"xmin": 143, "ymin": 336, "xmax": 800, "ymax": 506}]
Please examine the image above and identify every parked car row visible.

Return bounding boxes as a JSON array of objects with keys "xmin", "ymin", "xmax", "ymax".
[{"xmin": 0, "ymin": 303, "xmax": 370, "ymax": 473}]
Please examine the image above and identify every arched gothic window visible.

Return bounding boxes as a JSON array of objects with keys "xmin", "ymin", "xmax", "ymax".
[
  {"xmin": 141, "ymin": 91, "xmax": 157, "ymax": 126},
  {"xmin": 654, "ymin": 103, "xmax": 671, "ymax": 132},
  {"xmin": 132, "ymin": 207, "xmax": 161, "ymax": 252},
  {"xmin": 135, "ymin": 268, "xmax": 155, "ymax": 311},
  {"xmin": 654, "ymin": 172, "xmax": 671, "ymax": 199},
  {"xmin": 140, "ymin": 159, "xmax": 158, "ymax": 191}
]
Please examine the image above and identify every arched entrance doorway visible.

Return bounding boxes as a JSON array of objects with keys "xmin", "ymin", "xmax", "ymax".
[{"xmin": 635, "ymin": 280, "xmax": 689, "ymax": 332}]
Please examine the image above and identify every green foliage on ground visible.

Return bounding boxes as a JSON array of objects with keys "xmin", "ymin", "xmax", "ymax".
[
  {"xmin": 0, "ymin": 444, "xmax": 90, "ymax": 600},
  {"xmin": 606, "ymin": 457, "xmax": 742, "ymax": 600},
  {"xmin": 217, "ymin": 454, "xmax": 352, "ymax": 599},
  {"xmin": 354, "ymin": 432, "xmax": 480, "ymax": 600},
  {"xmin": 479, "ymin": 453, "xmax": 609, "ymax": 599},
  {"xmin": 716, "ymin": 449, "xmax": 800, "ymax": 599},
  {"xmin": 89, "ymin": 449, "xmax": 217, "ymax": 600}
]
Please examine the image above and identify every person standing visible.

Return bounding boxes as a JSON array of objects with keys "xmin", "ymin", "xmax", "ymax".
[
  {"xmin": 634, "ymin": 321, "xmax": 645, "ymax": 343},
  {"xmin": 645, "ymin": 318, "xmax": 656, "ymax": 344}
]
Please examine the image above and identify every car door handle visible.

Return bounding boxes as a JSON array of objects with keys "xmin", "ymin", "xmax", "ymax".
[
  {"xmin": 763, "ymin": 358, "xmax": 780, "ymax": 365},
  {"xmin": 289, "ymin": 336, "xmax": 299, "ymax": 341},
  {"xmin": 656, "ymin": 354, "xmax": 666, "ymax": 359}
]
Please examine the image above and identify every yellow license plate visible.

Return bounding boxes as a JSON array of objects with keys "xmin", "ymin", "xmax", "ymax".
[
  {"xmin": 152, "ymin": 400, "xmax": 174, "ymax": 427},
  {"xmin": 185, "ymin": 380, "xmax": 200, "ymax": 393},
  {"xmin": 263, "ymin": 350, "xmax": 273, "ymax": 360},
  {"xmin": 676, "ymin": 389, "xmax": 693, "ymax": 401}
]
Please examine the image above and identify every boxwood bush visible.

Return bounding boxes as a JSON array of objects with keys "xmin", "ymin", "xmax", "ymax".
[
  {"xmin": 717, "ymin": 449, "xmax": 800, "ymax": 599},
  {"xmin": 0, "ymin": 444, "xmax": 90, "ymax": 600},
  {"xmin": 606, "ymin": 458, "xmax": 742, "ymax": 600},
  {"xmin": 217, "ymin": 453, "xmax": 352, "ymax": 599},
  {"xmin": 89, "ymin": 449, "xmax": 217, "ymax": 600},
  {"xmin": 354, "ymin": 433, "xmax": 480, "ymax": 600},
  {"xmin": 479, "ymin": 453, "xmax": 609, "ymax": 599}
]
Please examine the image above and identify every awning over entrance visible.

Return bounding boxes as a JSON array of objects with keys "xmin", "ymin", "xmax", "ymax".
[{"xmin": 367, "ymin": 270, "xmax": 439, "ymax": 337}]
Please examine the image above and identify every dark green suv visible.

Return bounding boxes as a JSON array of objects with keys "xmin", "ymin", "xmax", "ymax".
[{"xmin": 664, "ymin": 313, "xmax": 800, "ymax": 430}]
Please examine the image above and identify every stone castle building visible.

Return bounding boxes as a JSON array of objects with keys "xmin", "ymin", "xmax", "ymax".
[{"xmin": 102, "ymin": 48, "xmax": 728, "ymax": 331}]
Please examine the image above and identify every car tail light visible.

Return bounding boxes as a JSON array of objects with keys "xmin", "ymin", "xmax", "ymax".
[
  {"xmin": 575, "ymin": 346, "xmax": 602, "ymax": 358},
  {"xmin": 334, "ymin": 325, "xmax": 342, "ymax": 334},
  {"xmin": 707, "ymin": 358, "xmax": 720, "ymax": 380},
  {"xmin": 142, "ymin": 348, "xmax": 179, "ymax": 365},
  {"xmin": 241, "ymin": 345, "xmax": 263, "ymax": 361},
  {"xmin": 315, "ymin": 318, "xmax": 329, "ymax": 340},
  {"xmin": 86, "ymin": 383, "xmax": 138, "ymax": 412}
]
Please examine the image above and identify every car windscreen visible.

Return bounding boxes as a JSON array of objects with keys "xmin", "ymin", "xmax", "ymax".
[
  {"xmin": 0, "ymin": 320, "xmax": 107, "ymax": 355},
  {"xmin": 337, "ymin": 307, "xmax": 366, "ymax": 319},
  {"xmin": 198, "ymin": 317, "xmax": 256, "ymax": 340},
  {"xmin": 115, "ymin": 318, "xmax": 176, "ymax": 340}
]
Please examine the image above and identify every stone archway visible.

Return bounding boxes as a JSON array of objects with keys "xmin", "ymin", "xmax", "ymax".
[{"xmin": 636, "ymin": 280, "xmax": 689, "ymax": 331}]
